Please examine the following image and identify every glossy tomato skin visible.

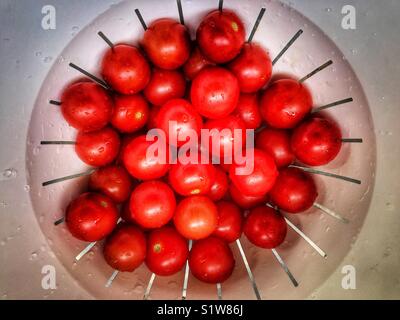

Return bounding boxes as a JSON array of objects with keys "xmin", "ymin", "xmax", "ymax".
[
  {"xmin": 260, "ymin": 79, "xmax": 313, "ymax": 129},
  {"xmin": 66, "ymin": 192, "xmax": 118, "ymax": 242},
  {"xmin": 203, "ymin": 115, "xmax": 247, "ymax": 161},
  {"xmin": 169, "ymin": 158, "xmax": 216, "ymax": 196},
  {"xmin": 103, "ymin": 224, "xmax": 147, "ymax": 272},
  {"xmin": 101, "ymin": 44, "xmax": 150, "ymax": 95},
  {"xmin": 189, "ymin": 236, "xmax": 235, "ymax": 284},
  {"xmin": 233, "ymin": 93, "xmax": 262, "ymax": 129},
  {"xmin": 255, "ymin": 128, "xmax": 295, "ymax": 168},
  {"xmin": 269, "ymin": 167, "xmax": 318, "ymax": 213},
  {"xmin": 229, "ymin": 184, "xmax": 268, "ymax": 209},
  {"xmin": 129, "ymin": 180, "xmax": 176, "ymax": 229},
  {"xmin": 243, "ymin": 206, "xmax": 287, "ymax": 249},
  {"xmin": 111, "ymin": 94, "xmax": 149, "ymax": 133},
  {"xmin": 144, "ymin": 68, "xmax": 186, "ymax": 106},
  {"xmin": 173, "ymin": 196, "xmax": 218, "ymax": 240},
  {"xmin": 197, "ymin": 10, "xmax": 245, "ymax": 64},
  {"xmin": 155, "ymin": 99, "xmax": 203, "ymax": 147},
  {"xmin": 228, "ymin": 43, "xmax": 272, "ymax": 93},
  {"xmin": 146, "ymin": 226, "xmax": 189, "ymax": 276},
  {"xmin": 75, "ymin": 127, "xmax": 120, "ymax": 167},
  {"xmin": 213, "ymin": 201, "xmax": 243, "ymax": 243},
  {"xmin": 229, "ymin": 149, "xmax": 279, "ymax": 197},
  {"xmin": 291, "ymin": 117, "xmax": 342, "ymax": 166},
  {"xmin": 61, "ymin": 82, "xmax": 113, "ymax": 132},
  {"xmin": 122, "ymin": 134, "xmax": 170, "ymax": 180},
  {"xmin": 183, "ymin": 46, "xmax": 215, "ymax": 80},
  {"xmin": 142, "ymin": 18, "xmax": 191, "ymax": 70},
  {"xmin": 208, "ymin": 166, "xmax": 229, "ymax": 201},
  {"xmin": 89, "ymin": 165, "xmax": 133, "ymax": 203},
  {"xmin": 191, "ymin": 67, "xmax": 240, "ymax": 119}
]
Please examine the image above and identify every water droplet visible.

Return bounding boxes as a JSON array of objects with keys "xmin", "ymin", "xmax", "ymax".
[
  {"xmin": 35, "ymin": 51, "xmax": 42, "ymax": 57},
  {"xmin": 43, "ymin": 56, "xmax": 53, "ymax": 64},
  {"xmin": 1, "ymin": 168, "xmax": 17, "ymax": 181},
  {"xmin": 24, "ymin": 185, "xmax": 30, "ymax": 192},
  {"xmin": 30, "ymin": 252, "xmax": 38, "ymax": 260}
]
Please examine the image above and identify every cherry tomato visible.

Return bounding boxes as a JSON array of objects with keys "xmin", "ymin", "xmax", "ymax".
[
  {"xmin": 189, "ymin": 236, "xmax": 235, "ymax": 283},
  {"xmin": 169, "ymin": 156, "xmax": 216, "ymax": 196},
  {"xmin": 269, "ymin": 167, "xmax": 318, "ymax": 213},
  {"xmin": 120, "ymin": 201, "xmax": 133, "ymax": 223},
  {"xmin": 213, "ymin": 201, "xmax": 243, "ymax": 243},
  {"xmin": 129, "ymin": 180, "xmax": 176, "ymax": 229},
  {"xmin": 155, "ymin": 99, "xmax": 203, "ymax": 147},
  {"xmin": 144, "ymin": 68, "xmax": 186, "ymax": 106},
  {"xmin": 191, "ymin": 67, "xmax": 240, "ymax": 119},
  {"xmin": 291, "ymin": 116, "xmax": 342, "ymax": 166},
  {"xmin": 197, "ymin": 10, "xmax": 245, "ymax": 63},
  {"xmin": 75, "ymin": 127, "xmax": 120, "ymax": 167},
  {"xmin": 229, "ymin": 149, "xmax": 279, "ymax": 197},
  {"xmin": 111, "ymin": 94, "xmax": 149, "ymax": 133},
  {"xmin": 101, "ymin": 44, "xmax": 150, "ymax": 95},
  {"xmin": 255, "ymin": 128, "xmax": 295, "ymax": 168},
  {"xmin": 146, "ymin": 226, "xmax": 189, "ymax": 276},
  {"xmin": 122, "ymin": 134, "xmax": 170, "ymax": 180},
  {"xmin": 103, "ymin": 224, "xmax": 147, "ymax": 272},
  {"xmin": 229, "ymin": 184, "xmax": 268, "ymax": 209},
  {"xmin": 88, "ymin": 165, "xmax": 133, "ymax": 203},
  {"xmin": 203, "ymin": 115, "xmax": 246, "ymax": 161},
  {"xmin": 183, "ymin": 46, "xmax": 215, "ymax": 80},
  {"xmin": 173, "ymin": 196, "xmax": 218, "ymax": 240},
  {"xmin": 142, "ymin": 18, "xmax": 191, "ymax": 70},
  {"xmin": 233, "ymin": 93, "xmax": 262, "ymax": 129},
  {"xmin": 243, "ymin": 206, "xmax": 287, "ymax": 249},
  {"xmin": 61, "ymin": 82, "xmax": 113, "ymax": 132},
  {"xmin": 228, "ymin": 43, "xmax": 272, "ymax": 93},
  {"xmin": 66, "ymin": 192, "xmax": 118, "ymax": 242},
  {"xmin": 208, "ymin": 166, "xmax": 229, "ymax": 201},
  {"xmin": 260, "ymin": 79, "xmax": 313, "ymax": 129}
]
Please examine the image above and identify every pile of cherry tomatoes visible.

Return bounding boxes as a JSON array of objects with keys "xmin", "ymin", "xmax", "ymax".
[{"xmin": 60, "ymin": 9, "xmax": 342, "ymax": 284}]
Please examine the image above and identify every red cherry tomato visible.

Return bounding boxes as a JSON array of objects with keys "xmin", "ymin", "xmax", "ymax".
[
  {"xmin": 173, "ymin": 196, "xmax": 218, "ymax": 240},
  {"xmin": 208, "ymin": 166, "xmax": 229, "ymax": 201},
  {"xmin": 291, "ymin": 117, "xmax": 342, "ymax": 166},
  {"xmin": 144, "ymin": 68, "xmax": 186, "ymax": 106},
  {"xmin": 233, "ymin": 93, "xmax": 262, "ymax": 129},
  {"xmin": 255, "ymin": 128, "xmax": 295, "ymax": 168},
  {"xmin": 229, "ymin": 149, "xmax": 279, "ymax": 197},
  {"xmin": 183, "ymin": 46, "xmax": 215, "ymax": 80},
  {"xmin": 120, "ymin": 201, "xmax": 132, "ymax": 223},
  {"xmin": 189, "ymin": 236, "xmax": 235, "ymax": 283},
  {"xmin": 101, "ymin": 44, "xmax": 150, "ymax": 95},
  {"xmin": 191, "ymin": 67, "xmax": 240, "ymax": 119},
  {"xmin": 203, "ymin": 115, "xmax": 246, "ymax": 161},
  {"xmin": 269, "ymin": 167, "xmax": 318, "ymax": 213},
  {"xmin": 61, "ymin": 82, "xmax": 113, "ymax": 132},
  {"xmin": 88, "ymin": 165, "xmax": 133, "ymax": 203},
  {"xmin": 155, "ymin": 99, "xmax": 203, "ymax": 147},
  {"xmin": 169, "ymin": 157, "xmax": 216, "ymax": 196},
  {"xmin": 229, "ymin": 184, "xmax": 268, "ymax": 209},
  {"xmin": 260, "ymin": 79, "xmax": 313, "ymax": 129},
  {"xmin": 122, "ymin": 134, "xmax": 170, "ymax": 180},
  {"xmin": 213, "ymin": 201, "xmax": 243, "ymax": 243},
  {"xmin": 129, "ymin": 180, "xmax": 176, "ymax": 229},
  {"xmin": 197, "ymin": 10, "xmax": 245, "ymax": 63},
  {"xmin": 142, "ymin": 18, "xmax": 191, "ymax": 70},
  {"xmin": 75, "ymin": 127, "xmax": 120, "ymax": 167},
  {"xmin": 243, "ymin": 206, "xmax": 287, "ymax": 249},
  {"xmin": 103, "ymin": 224, "xmax": 147, "ymax": 272},
  {"xmin": 111, "ymin": 94, "xmax": 149, "ymax": 133},
  {"xmin": 228, "ymin": 43, "xmax": 272, "ymax": 93},
  {"xmin": 66, "ymin": 192, "xmax": 118, "ymax": 242},
  {"xmin": 146, "ymin": 226, "xmax": 189, "ymax": 276}
]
